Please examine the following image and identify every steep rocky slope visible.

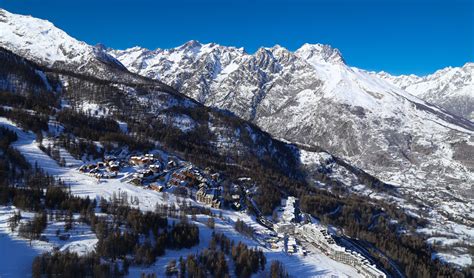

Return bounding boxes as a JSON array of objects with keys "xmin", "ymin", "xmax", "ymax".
[{"xmin": 110, "ymin": 41, "xmax": 474, "ymax": 205}]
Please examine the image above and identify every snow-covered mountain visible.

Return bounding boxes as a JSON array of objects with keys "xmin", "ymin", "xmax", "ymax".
[
  {"xmin": 375, "ymin": 63, "xmax": 474, "ymax": 121},
  {"xmin": 110, "ymin": 41, "xmax": 474, "ymax": 235},
  {"xmin": 0, "ymin": 8, "xmax": 170, "ymax": 87},
  {"xmin": 0, "ymin": 8, "xmax": 121, "ymax": 73},
  {"xmin": 1, "ymin": 8, "xmax": 473, "ymax": 271},
  {"xmin": 110, "ymin": 42, "xmax": 473, "ymax": 175}
]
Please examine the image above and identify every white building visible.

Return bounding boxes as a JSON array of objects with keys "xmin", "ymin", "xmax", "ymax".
[{"xmin": 297, "ymin": 224, "xmax": 386, "ymax": 278}]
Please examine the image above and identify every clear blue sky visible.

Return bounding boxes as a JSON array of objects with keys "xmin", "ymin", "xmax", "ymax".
[{"xmin": 0, "ymin": 0, "xmax": 472, "ymax": 75}]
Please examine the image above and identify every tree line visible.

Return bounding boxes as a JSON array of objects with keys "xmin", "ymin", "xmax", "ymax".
[{"xmin": 163, "ymin": 232, "xmax": 275, "ymax": 278}]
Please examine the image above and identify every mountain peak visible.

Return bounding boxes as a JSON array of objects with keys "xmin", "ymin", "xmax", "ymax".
[
  {"xmin": 0, "ymin": 8, "xmax": 93, "ymax": 66},
  {"xmin": 0, "ymin": 8, "xmax": 147, "ymax": 83},
  {"xmin": 267, "ymin": 44, "xmax": 291, "ymax": 54},
  {"xmin": 180, "ymin": 40, "xmax": 203, "ymax": 50},
  {"xmin": 463, "ymin": 62, "xmax": 473, "ymax": 70},
  {"xmin": 269, "ymin": 44, "xmax": 285, "ymax": 50},
  {"xmin": 295, "ymin": 43, "xmax": 345, "ymax": 64}
]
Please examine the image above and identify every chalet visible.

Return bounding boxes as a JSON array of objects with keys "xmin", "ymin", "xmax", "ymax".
[
  {"xmin": 107, "ymin": 161, "xmax": 120, "ymax": 172},
  {"xmin": 138, "ymin": 169, "xmax": 154, "ymax": 178},
  {"xmin": 181, "ymin": 170, "xmax": 199, "ymax": 186},
  {"xmin": 211, "ymin": 173, "xmax": 220, "ymax": 181},
  {"xmin": 130, "ymin": 177, "xmax": 142, "ymax": 186},
  {"xmin": 129, "ymin": 156, "xmax": 141, "ymax": 166},
  {"xmin": 129, "ymin": 155, "xmax": 155, "ymax": 166},
  {"xmin": 196, "ymin": 188, "xmax": 221, "ymax": 208},
  {"xmin": 79, "ymin": 165, "xmax": 88, "ymax": 173},
  {"xmin": 144, "ymin": 153, "xmax": 155, "ymax": 159},
  {"xmin": 149, "ymin": 184, "xmax": 164, "ymax": 192},
  {"xmin": 149, "ymin": 164, "xmax": 161, "ymax": 173},
  {"xmin": 141, "ymin": 157, "xmax": 150, "ymax": 165},
  {"xmin": 183, "ymin": 170, "xmax": 196, "ymax": 180},
  {"xmin": 167, "ymin": 160, "xmax": 177, "ymax": 169},
  {"xmin": 169, "ymin": 171, "xmax": 195, "ymax": 186}
]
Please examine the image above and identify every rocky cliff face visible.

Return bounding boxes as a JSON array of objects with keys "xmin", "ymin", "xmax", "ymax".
[{"xmin": 111, "ymin": 42, "xmax": 473, "ymax": 186}]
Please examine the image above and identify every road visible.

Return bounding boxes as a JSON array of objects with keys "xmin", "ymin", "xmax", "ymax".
[{"xmin": 335, "ymin": 236, "xmax": 404, "ymax": 278}]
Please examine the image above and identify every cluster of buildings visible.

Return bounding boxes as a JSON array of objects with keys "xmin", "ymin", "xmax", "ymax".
[
  {"xmin": 297, "ymin": 224, "xmax": 386, "ymax": 278},
  {"xmin": 196, "ymin": 187, "xmax": 221, "ymax": 208},
  {"xmin": 168, "ymin": 167, "xmax": 204, "ymax": 187},
  {"xmin": 128, "ymin": 154, "xmax": 229, "ymax": 209},
  {"xmin": 128, "ymin": 154, "xmax": 171, "ymax": 185},
  {"xmin": 78, "ymin": 155, "xmax": 121, "ymax": 179},
  {"xmin": 79, "ymin": 152, "xmax": 242, "ymax": 210},
  {"xmin": 162, "ymin": 165, "xmax": 245, "ymax": 210},
  {"xmin": 166, "ymin": 166, "xmax": 216, "ymax": 201},
  {"xmin": 264, "ymin": 232, "xmax": 307, "ymax": 257},
  {"xmin": 129, "ymin": 154, "xmax": 157, "ymax": 166},
  {"xmin": 78, "ymin": 152, "xmax": 387, "ymax": 277}
]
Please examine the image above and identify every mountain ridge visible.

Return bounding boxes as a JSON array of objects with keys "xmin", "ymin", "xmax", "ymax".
[
  {"xmin": 0, "ymin": 8, "xmax": 177, "ymax": 89},
  {"xmin": 374, "ymin": 62, "xmax": 474, "ymax": 120},
  {"xmin": 109, "ymin": 39, "xmax": 474, "ymax": 245}
]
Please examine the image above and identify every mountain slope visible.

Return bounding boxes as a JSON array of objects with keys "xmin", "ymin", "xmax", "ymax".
[
  {"xmin": 0, "ymin": 8, "xmax": 173, "ymax": 88},
  {"xmin": 110, "ymin": 41, "xmax": 474, "ymax": 241},
  {"xmin": 375, "ymin": 63, "xmax": 474, "ymax": 121},
  {"xmin": 0, "ymin": 47, "xmax": 56, "ymax": 93},
  {"xmin": 0, "ymin": 10, "xmax": 396, "ymax": 196},
  {"xmin": 110, "ymin": 42, "xmax": 474, "ymax": 180}
]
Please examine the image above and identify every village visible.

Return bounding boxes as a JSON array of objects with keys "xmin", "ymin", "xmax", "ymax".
[
  {"xmin": 78, "ymin": 152, "xmax": 245, "ymax": 210},
  {"xmin": 77, "ymin": 153, "xmax": 386, "ymax": 278}
]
